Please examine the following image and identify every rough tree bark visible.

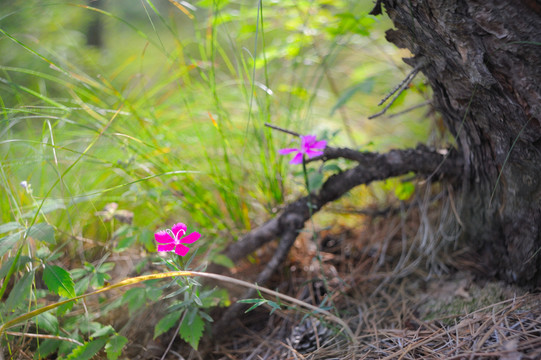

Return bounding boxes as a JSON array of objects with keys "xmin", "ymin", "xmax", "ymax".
[{"xmin": 380, "ymin": 0, "xmax": 541, "ymax": 285}]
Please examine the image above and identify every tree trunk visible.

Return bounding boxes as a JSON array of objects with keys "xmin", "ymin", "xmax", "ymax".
[{"xmin": 381, "ymin": 0, "xmax": 541, "ymax": 285}]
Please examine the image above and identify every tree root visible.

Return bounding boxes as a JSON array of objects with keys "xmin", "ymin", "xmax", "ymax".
[{"xmin": 211, "ymin": 144, "xmax": 463, "ymax": 331}]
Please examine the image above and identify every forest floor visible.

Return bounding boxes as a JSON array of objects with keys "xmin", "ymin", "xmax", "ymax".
[{"xmin": 117, "ymin": 208, "xmax": 541, "ymax": 360}]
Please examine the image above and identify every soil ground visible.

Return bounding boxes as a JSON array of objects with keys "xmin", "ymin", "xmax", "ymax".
[{"xmin": 121, "ymin": 204, "xmax": 541, "ymax": 360}]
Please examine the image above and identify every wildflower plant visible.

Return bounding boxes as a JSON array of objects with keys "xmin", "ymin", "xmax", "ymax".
[
  {"xmin": 155, "ymin": 223, "xmax": 201, "ymax": 257},
  {"xmin": 279, "ymin": 135, "xmax": 327, "ymax": 164}
]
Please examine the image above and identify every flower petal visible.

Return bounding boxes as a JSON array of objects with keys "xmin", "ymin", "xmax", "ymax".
[
  {"xmin": 157, "ymin": 243, "xmax": 176, "ymax": 252},
  {"xmin": 154, "ymin": 230, "xmax": 174, "ymax": 243},
  {"xmin": 174, "ymin": 244, "xmax": 191, "ymax": 256},
  {"xmin": 278, "ymin": 148, "xmax": 299, "ymax": 155},
  {"xmin": 311, "ymin": 140, "xmax": 327, "ymax": 149},
  {"xmin": 171, "ymin": 223, "xmax": 187, "ymax": 238},
  {"xmin": 290, "ymin": 152, "xmax": 304, "ymax": 164},
  {"xmin": 305, "ymin": 149, "xmax": 324, "ymax": 158},
  {"xmin": 301, "ymin": 134, "xmax": 317, "ymax": 144},
  {"xmin": 180, "ymin": 232, "xmax": 201, "ymax": 244}
]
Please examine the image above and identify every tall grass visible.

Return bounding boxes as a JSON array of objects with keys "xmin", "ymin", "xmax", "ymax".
[{"xmin": 0, "ymin": 0, "xmax": 434, "ymax": 357}]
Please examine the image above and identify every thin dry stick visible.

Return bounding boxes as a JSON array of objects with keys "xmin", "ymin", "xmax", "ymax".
[
  {"xmin": 160, "ymin": 312, "xmax": 185, "ymax": 360},
  {"xmin": 369, "ymin": 60, "xmax": 426, "ymax": 119},
  {"xmin": 264, "ymin": 123, "xmax": 301, "ymax": 137},
  {"xmin": 5, "ymin": 331, "xmax": 84, "ymax": 346},
  {"xmin": 379, "ymin": 59, "xmax": 427, "ymax": 106},
  {"xmin": 388, "ymin": 100, "xmax": 432, "ymax": 118},
  {"xmin": 0, "ymin": 271, "xmax": 357, "ymax": 347}
]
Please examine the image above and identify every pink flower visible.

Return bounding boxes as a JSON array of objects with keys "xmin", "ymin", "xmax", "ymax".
[
  {"xmin": 154, "ymin": 223, "xmax": 201, "ymax": 256},
  {"xmin": 279, "ymin": 135, "xmax": 327, "ymax": 164}
]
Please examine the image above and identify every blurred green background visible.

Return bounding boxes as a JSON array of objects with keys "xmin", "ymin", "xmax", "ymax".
[{"xmin": 0, "ymin": 0, "xmax": 435, "ymax": 273}]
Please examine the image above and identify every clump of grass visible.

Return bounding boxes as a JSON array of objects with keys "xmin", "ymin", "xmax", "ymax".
[{"xmin": 0, "ymin": 0, "xmax": 437, "ymax": 358}]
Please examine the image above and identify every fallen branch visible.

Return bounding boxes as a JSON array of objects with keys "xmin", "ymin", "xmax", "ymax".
[
  {"xmin": 211, "ymin": 144, "xmax": 463, "ymax": 331},
  {"xmin": 221, "ymin": 144, "xmax": 462, "ymax": 265}
]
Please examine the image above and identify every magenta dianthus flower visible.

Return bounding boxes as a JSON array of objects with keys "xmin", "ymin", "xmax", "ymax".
[
  {"xmin": 155, "ymin": 223, "xmax": 201, "ymax": 256},
  {"xmin": 279, "ymin": 135, "xmax": 327, "ymax": 164}
]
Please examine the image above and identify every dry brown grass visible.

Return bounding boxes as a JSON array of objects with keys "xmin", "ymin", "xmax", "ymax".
[{"xmin": 199, "ymin": 192, "xmax": 541, "ymax": 360}]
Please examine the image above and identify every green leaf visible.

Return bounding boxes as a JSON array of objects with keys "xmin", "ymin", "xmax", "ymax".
[
  {"xmin": 36, "ymin": 311, "xmax": 59, "ymax": 334},
  {"xmin": 114, "ymin": 235, "xmax": 137, "ymax": 252},
  {"xmin": 146, "ymin": 286, "xmax": 163, "ymax": 302},
  {"xmin": 192, "ymin": 294, "xmax": 203, "ymax": 306},
  {"xmin": 330, "ymin": 78, "xmax": 374, "ymax": 115},
  {"xmin": 211, "ymin": 254, "xmax": 235, "ymax": 268},
  {"xmin": 0, "ymin": 256, "xmax": 32, "ymax": 278},
  {"xmin": 323, "ymin": 163, "xmax": 342, "ymax": 173},
  {"xmin": 266, "ymin": 300, "xmax": 282, "ymax": 315},
  {"xmin": 97, "ymin": 262, "xmax": 115, "ymax": 273},
  {"xmin": 139, "ymin": 229, "xmax": 155, "ymax": 252},
  {"xmin": 5, "ymin": 271, "xmax": 34, "ymax": 311},
  {"xmin": 200, "ymin": 288, "xmax": 230, "ymax": 308},
  {"xmin": 154, "ymin": 310, "xmax": 183, "ymax": 339},
  {"xmin": 179, "ymin": 312, "xmax": 204, "ymax": 350},
  {"xmin": 74, "ymin": 276, "xmax": 90, "ymax": 296},
  {"xmin": 27, "ymin": 223, "xmax": 56, "ymax": 244},
  {"xmin": 0, "ymin": 222, "xmax": 22, "ymax": 234},
  {"xmin": 91, "ymin": 325, "xmax": 115, "ymax": 338},
  {"xmin": 105, "ymin": 334, "xmax": 128, "ymax": 360},
  {"xmin": 308, "ymin": 171, "xmax": 324, "ymax": 192},
  {"xmin": 0, "ymin": 231, "xmax": 22, "ymax": 257},
  {"xmin": 57, "ymin": 300, "xmax": 75, "ymax": 316},
  {"xmin": 395, "ymin": 181, "xmax": 415, "ymax": 201},
  {"xmin": 34, "ymin": 339, "xmax": 61, "ymax": 360},
  {"xmin": 238, "ymin": 298, "xmax": 268, "ymax": 313},
  {"xmin": 122, "ymin": 287, "xmax": 146, "ymax": 315},
  {"xmin": 64, "ymin": 338, "xmax": 107, "ymax": 360},
  {"xmin": 43, "ymin": 264, "xmax": 76, "ymax": 298},
  {"xmin": 91, "ymin": 271, "xmax": 111, "ymax": 288},
  {"xmin": 22, "ymin": 199, "xmax": 66, "ymax": 218}
]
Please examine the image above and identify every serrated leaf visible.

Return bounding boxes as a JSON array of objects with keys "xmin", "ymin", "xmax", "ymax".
[
  {"xmin": 57, "ymin": 336, "xmax": 78, "ymax": 358},
  {"xmin": 179, "ymin": 312, "xmax": 204, "ymax": 350},
  {"xmin": 0, "ymin": 231, "xmax": 22, "ymax": 257},
  {"xmin": 0, "ymin": 222, "xmax": 23, "ymax": 234},
  {"xmin": 64, "ymin": 338, "xmax": 107, "ymax": 360},
  {"xmin": 105, "ymin": 334, "xmax": 128, "ymax": 360},
  {"xmin": 36, "ymin": 311, "xmax": 59, "ymax": 334},
  {"xmin": 43, "ymin": 265, "xmax": 76, "ymax": 298},
  {"xmin": 123, "ymin": 287, "xmax": 146, "ymax": 315},
  {"xmin": 154, "ymin": 310, "xmax": 183, "ymax": 339},
  {"xmin": 5, "ymin": 271, "xmax": 34, "ymax": 311},
  {"xmin": 57, "ymin": 300, "xmax": 75, "ymax": 316}
]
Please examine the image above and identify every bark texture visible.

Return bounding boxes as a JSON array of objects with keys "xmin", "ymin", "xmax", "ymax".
[
  {"xmin": 382, "ymin": 0, "xmax": 541, "ymax": 285},
  {"xmin": 221, "ymin": 145, "xmax": 462, "ymax": 265}
]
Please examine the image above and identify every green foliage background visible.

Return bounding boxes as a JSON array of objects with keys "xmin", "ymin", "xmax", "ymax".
[{"xmin": 0, "ymin": 0, "xmax": 435, "ymax": 357}]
